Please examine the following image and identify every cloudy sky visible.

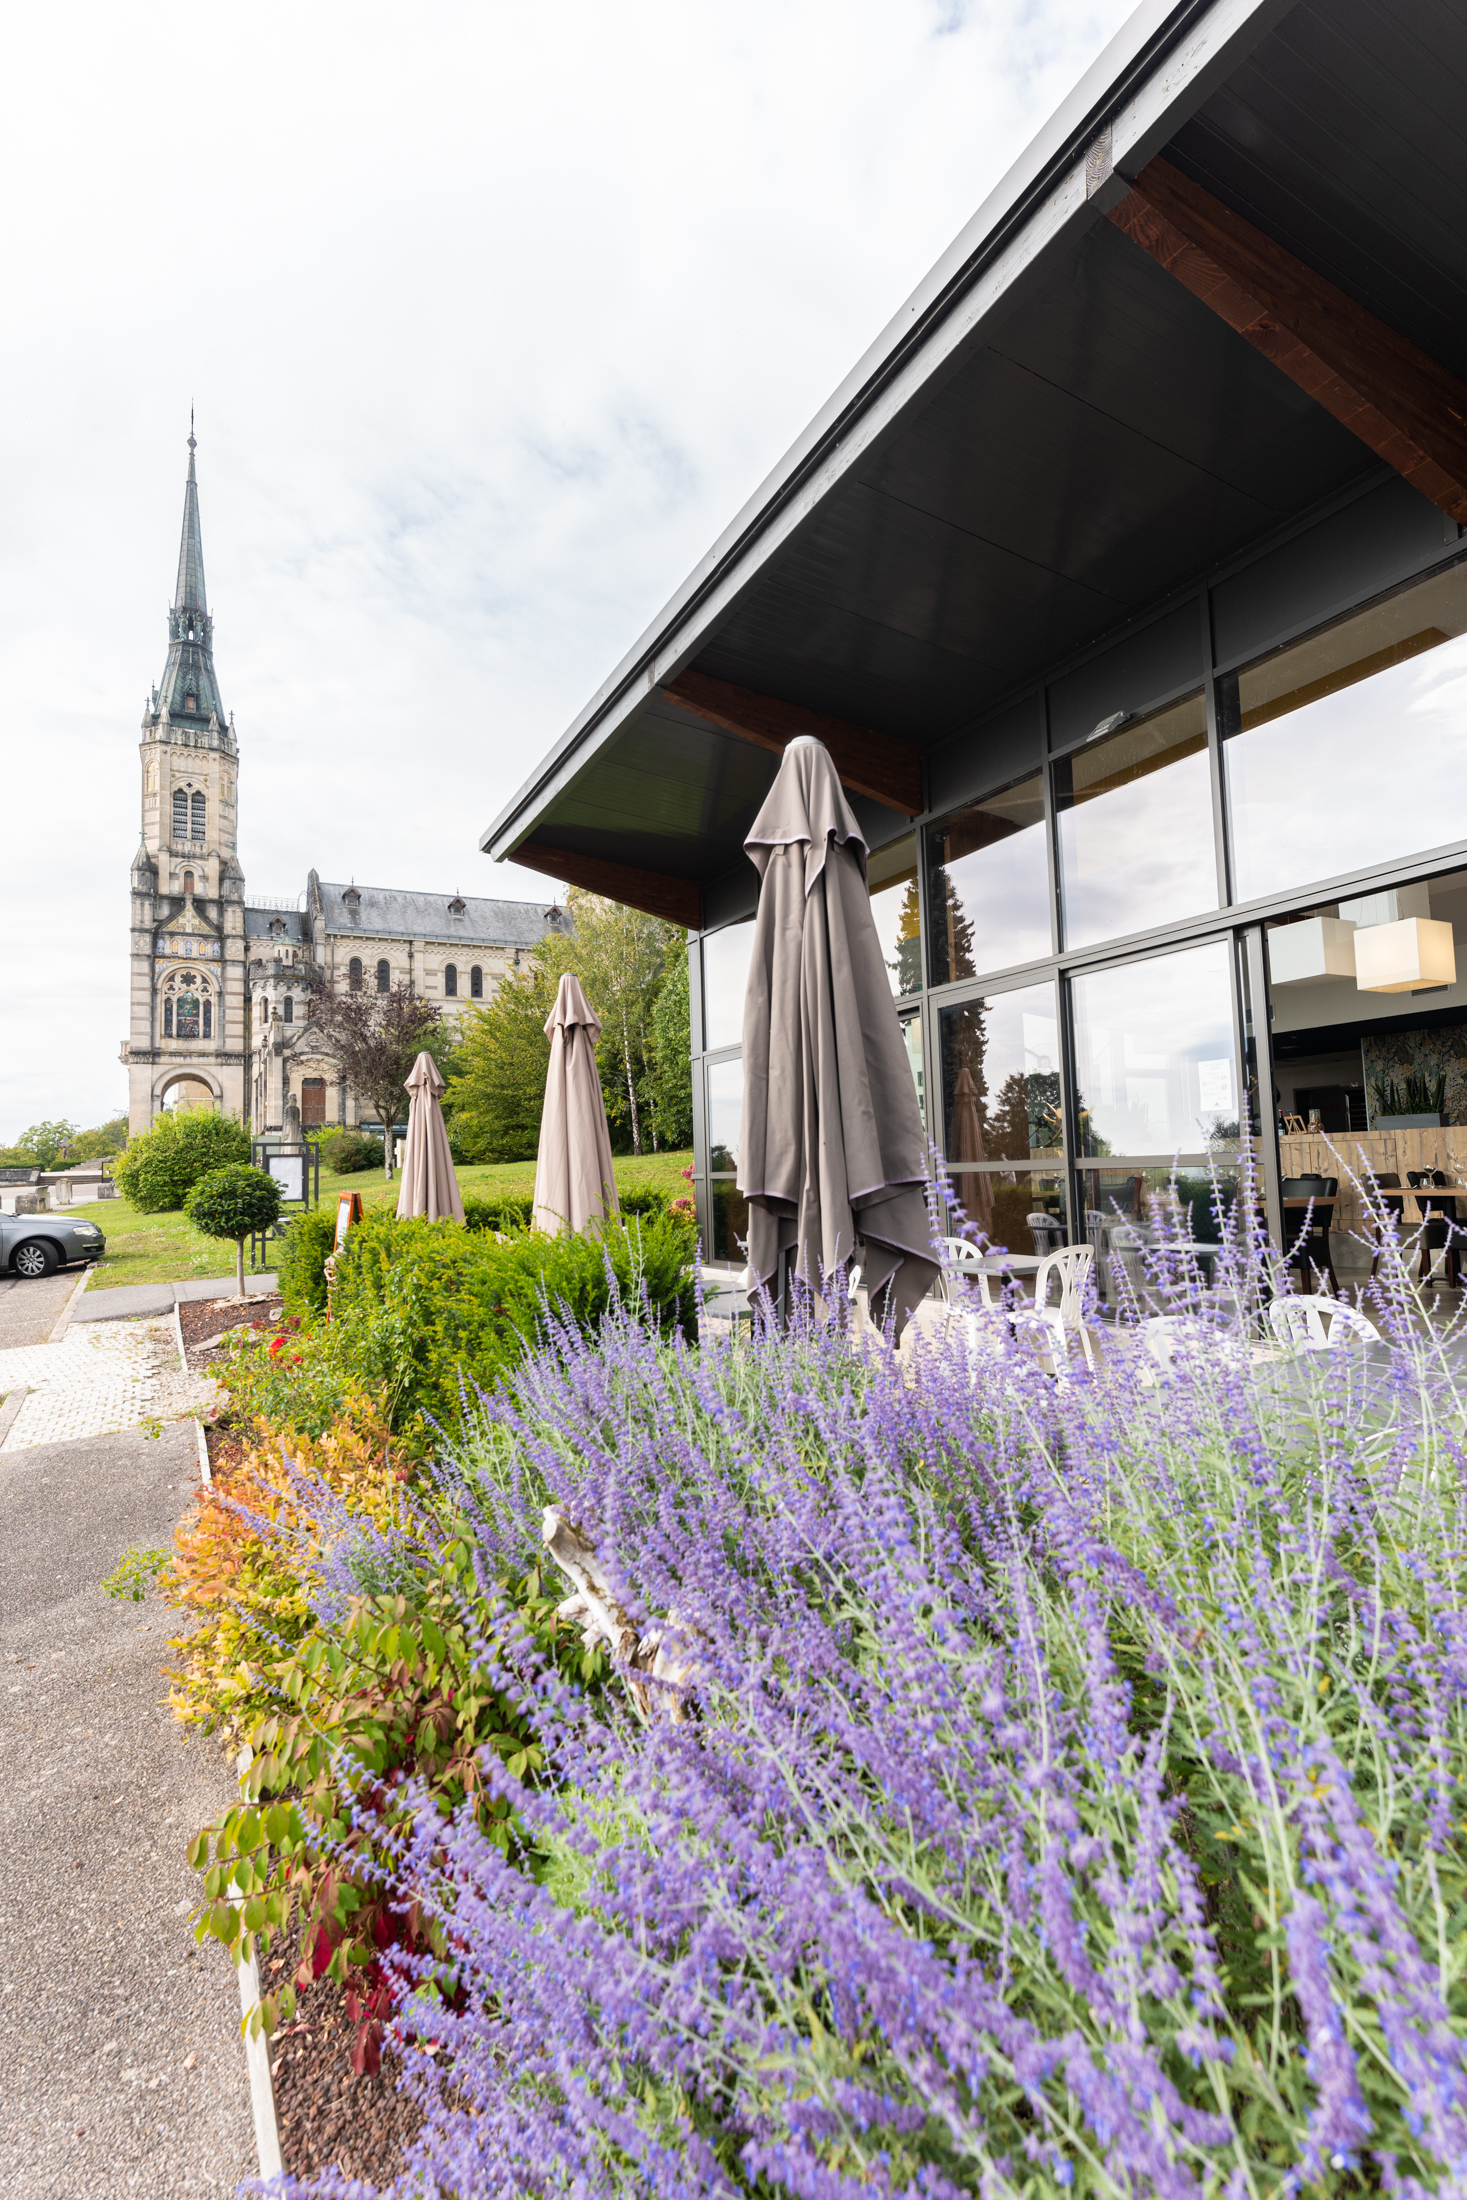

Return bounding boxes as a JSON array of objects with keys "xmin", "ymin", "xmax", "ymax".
[{"xmin": 0, "ymin": 0, "xmax": 1136, "ymax": 1140}]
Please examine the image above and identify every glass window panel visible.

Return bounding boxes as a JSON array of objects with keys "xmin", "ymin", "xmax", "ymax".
[
  {"xmin": 939, "ymin": 983, "xmax": 1062, "ymax": 1166},
  {"xmin": 1070, "ymin": 941, "xmax": 1238, "ymax": 1159},
  {"xmin": 926, "ymin": 775, "xmax": 1049, "ymax": 983},
  {"xmin": 946, "ymin": 1170, "xmax": 1067, "ymax": 1256},
  {"xmin": 706, "ymin": 1057, "xmax": 744, "ymax": 1175},
  {"xmin": 1225, "ymin": 561, "xmax": 1467, "ymax": 904},
  {"xmin": 1056, "ymin": 693, "xmax": 1215, "ymax": 948},
  {"xmin": 176, "ymin": 992, "xmax": 201, "ymax": 1040},
  {"xmin": 901, "ymin": 1012, "xmax": 924, "ymax": 1127},
  {"xmin": 709, "ymin": 1180, "xmax": 750, "ymax": 1264},
  {"xmin": 702, "ymin": 922, "xmax": 753, "ymax": 1053},
  {"xmin": 867, "ymin": 833, "xmax": 922, "ymax": 998}
]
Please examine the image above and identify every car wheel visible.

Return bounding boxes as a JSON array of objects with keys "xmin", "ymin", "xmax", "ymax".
[{"xmin": 12, "ymin": 1240, "xmax": 58, "ymax": 1279}]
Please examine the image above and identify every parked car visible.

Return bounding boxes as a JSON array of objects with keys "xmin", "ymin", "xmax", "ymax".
[{"xmin": 1, "ymin": 1211, "xmax": 106, "ymax": 1278}]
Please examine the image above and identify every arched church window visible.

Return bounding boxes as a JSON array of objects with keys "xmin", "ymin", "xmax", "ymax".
[
  {"xmin": 470, "ymin": 965, "xmax": 483, "ymax": 999},
  {"xmin": 173, "ymin": 788, "xmax": 188, "ymax": 837},
  {"xmin": 176, "ymin": 992, "xmax": 201, "ymax": 1039},
  {"xmin": 182, "ymin": 870, "xmax": 195, "ymax": 897},
  {"xmin": 284, "ymin": 997, "xmax": 294, "ymax": 1024},
  {"xmin": 163, "ymin": 998, "xmax": 173, "ymax": 1038},
  {"xmin": 203, "ymin": 997, "xmax": 212, "ymax": 1039},
  {"xmin": 444, "ymin": 964, "xmax": 457, "ymax": 997},
  {"xmin": 376, "ymin": 960, "xmax": 390, "ymax": 994},
  {"xmin": 348, "ymin": 957, "xmax": 363, "ymax": 991},
  {"xmin": 191, "ymin": 790, "xmax": 205, "ymax": 838}
]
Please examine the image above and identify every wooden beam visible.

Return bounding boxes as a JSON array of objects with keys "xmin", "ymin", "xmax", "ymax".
[
  {"xmin": 1108, "ymin": 157, "xmax": 1467, "ymax": 526},
  {"xmin": 665, "ymin": 670, "xmax": 924, "ymax": 816},
  {"xmin": 513, "ymin": 839, "xmax": 701, "ymax": 930}
]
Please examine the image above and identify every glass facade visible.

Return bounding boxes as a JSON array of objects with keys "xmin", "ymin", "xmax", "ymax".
[
  {"xmin": 926, "ymin": 773, "xmax": 1048, "ymax": 982},
  {"xmin": 1224, "ymin": 562, "xmax": 1467, "ymax": 904},
  {"xmin": 1070, "ymin": 941, "xmax": 1238, "ymax": 1160},
  {"xmin": 685, "ymin": 540, "xmax": 1467, "ymax": 1267},
  {"xmin": 1055, "ymin": 693, "xmax": 1214, "ymax": 948}
]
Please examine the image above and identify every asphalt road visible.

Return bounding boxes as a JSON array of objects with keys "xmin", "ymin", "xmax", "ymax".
[
  {"xmin": 0, "ymin": 1418, "xmax": 255, "ymax": 2195},
  {"xmin": 0, "ymin": 1269, "xmax": 78, "ymax": 1352}
]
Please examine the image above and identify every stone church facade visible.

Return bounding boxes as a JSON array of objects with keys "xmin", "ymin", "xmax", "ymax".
[{"xmin": 123, "ymin": 434, "xmax": 561, "ymax": 1137}]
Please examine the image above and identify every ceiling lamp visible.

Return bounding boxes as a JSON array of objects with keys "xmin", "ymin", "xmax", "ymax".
[
  {"xmin": 1269, "ymin": 916, "xmax": 1356, "ymax": 986},
  {"xmin": 1354, "ymin": 916, "xmax": 1457, "ymax": 994}
]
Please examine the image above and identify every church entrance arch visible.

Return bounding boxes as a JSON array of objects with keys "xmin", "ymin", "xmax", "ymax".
[{"xmin": 155, "ymin": 1069, "xmax": 221, "ymax": 1118}]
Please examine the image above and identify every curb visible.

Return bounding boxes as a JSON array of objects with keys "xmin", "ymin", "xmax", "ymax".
[
  {"xmin": 48, "ymin": 1263, "xmax": 96, "ymax": 1345},
  {"xmin": 0, "ymin": 1387, "xmax": 30, "ymax": 1448},
  {"xmin": 196, "ymin": 1416, "xmax": 213, "ymax": 1484},
  {"xmin": 237, "ymin": 1937, "xmax": 284, "ymax": 2180}
]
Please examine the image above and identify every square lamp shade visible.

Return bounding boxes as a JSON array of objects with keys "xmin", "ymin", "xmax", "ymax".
[
  {"xmin": 1354, "ymin": 916, "xmax": 1457, "ymax": 994},
  {"xmin": 1269, "ymin": 916, "xmax": 1356, "ymax": 986}
]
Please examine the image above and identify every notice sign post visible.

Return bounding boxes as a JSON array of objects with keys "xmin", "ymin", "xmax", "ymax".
[{"xmin": 249, "ymin": 1139, "xmax": 321, "ymax": 1274}]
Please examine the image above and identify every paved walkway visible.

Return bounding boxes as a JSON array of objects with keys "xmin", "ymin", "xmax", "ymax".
[
  {"xmin": 0, "ymin": 1419, "xmax": 254, "ymax": 2194},
  {"xmin": 0, "ymin": 1320, "xmax": 218, "ymax": 1454}
]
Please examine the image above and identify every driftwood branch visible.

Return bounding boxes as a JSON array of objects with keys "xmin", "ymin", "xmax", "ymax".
[{"xmin": 541, "ymin": 1507, "xmax": 699, "ymax": 1720}]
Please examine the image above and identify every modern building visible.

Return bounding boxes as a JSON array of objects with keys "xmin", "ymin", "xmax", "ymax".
[
  {"xmin": 123, "ymin": 434, "xmax": 564, "ymax": 1136},
  {"xmin": 483, "ymin": 0, "xmax": 1467, "ymax": 1276}
]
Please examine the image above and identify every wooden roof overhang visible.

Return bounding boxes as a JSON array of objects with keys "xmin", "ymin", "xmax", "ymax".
[{"xmin": 484, "ymin": 0, "xmax": 1467, "ymax": 928}]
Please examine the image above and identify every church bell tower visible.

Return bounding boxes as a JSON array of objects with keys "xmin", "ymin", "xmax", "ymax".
[{"xmin": 123, "ymin": 425, "xmax": 248, "ymax": 1133}]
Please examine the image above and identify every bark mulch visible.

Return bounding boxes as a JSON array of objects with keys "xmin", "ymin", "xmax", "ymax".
[
  {"xmin": 265, "ymin": 1925, "xmax": 428, "ymax": 2187},
  {"xmin": 179, "ymin": 1293, "xmax": 285, "ymax": 1374}
]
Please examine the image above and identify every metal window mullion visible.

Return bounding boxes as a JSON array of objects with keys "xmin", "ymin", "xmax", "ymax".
[{"xmin": 1202, "ymin": 589, "xmax": 1231, "ymax": 908}]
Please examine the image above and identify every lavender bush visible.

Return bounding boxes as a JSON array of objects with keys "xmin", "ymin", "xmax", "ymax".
[{"xmin": 269, "ymin": 1170, "xmax": 1467, "ymax": 2200}]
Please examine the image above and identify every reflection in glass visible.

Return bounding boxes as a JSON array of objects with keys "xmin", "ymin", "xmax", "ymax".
[
  {"xmin": 948, "ymin": 1171, "xmax": 1066, "ymax": 1257},
  {"xmin": 926, "ymin": 775, "xmax": 1049, "ymax": 983},
  {"xmin": 1225, "ymin": 561, "xmax": 1467, "ymax": 904},
  {"xmin": 710, "ymin": 1181, "xmax": 750, "ymax": 1264},
  {"xmin": 706, "ymin": 1057, "xmax": 744, "ymax": 1175},
  {"xmin": 1070, "ymin": 941, "xmax": 1238, "ymax": 1158},
  {"xmin": 868, "ymin": 834, "xmax": 922, "ymax": 998},
  {"xmin": 1056, "ymin": 693, "xmax": 1215, "ymax": 948},
  {"xmin": 901, "ymin": 1013, "xmax": 924, "ymax": 1126},
  {"xmin": 702, "ymin": 922, "xmax": 754, "ymax": 1053},
  {"xmin": 939, "ymin": 984, "xmax": 1062, "ymax": 1169}
]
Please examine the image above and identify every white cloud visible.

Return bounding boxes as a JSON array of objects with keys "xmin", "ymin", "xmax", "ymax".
[{"xmin": 0, "ymin": 0, "xmax": 1135, "ymax": 1135}]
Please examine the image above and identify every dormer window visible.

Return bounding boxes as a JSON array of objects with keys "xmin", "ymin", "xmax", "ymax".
[
  {"xmin": 343, "ymin": 886, "xmax": 361, "ymax": 920},
  {"xmin": 448, "ymin": 895, "xmax": 466, "ymax": 917},
  {"xmin": 269, "ymin": 915, "xmax": 286, "ymax": 937}
]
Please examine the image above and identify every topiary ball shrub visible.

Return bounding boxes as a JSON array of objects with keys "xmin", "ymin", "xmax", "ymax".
[
  {"xmin": 114, "ymin": 1110, "xmax": 251, "ymax": 1212},
  {"xmin": 319, "ymin": 1130, "xmax": 384, "ymax": 1175},
  {"xmin": 185, "ymin": 1164, "xmax": 283, "ymax": 1296}
]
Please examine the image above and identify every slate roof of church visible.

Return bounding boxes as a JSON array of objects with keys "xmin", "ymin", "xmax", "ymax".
[
  {"xmin": 315, "ymin": 882, "xmax": 567, "ymax": 947},
  {"xmin": 245, "ymin": 908, "xmax": 307, "ymax": 942}
]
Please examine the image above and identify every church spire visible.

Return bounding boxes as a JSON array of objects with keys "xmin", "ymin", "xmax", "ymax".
[
  {"xmin": 174, "ymin": 410, "xmax": 207, "ymax": 615},
  {"xmin": 158, "ymin": 418, "xmax": 225, "ymax": 726}
]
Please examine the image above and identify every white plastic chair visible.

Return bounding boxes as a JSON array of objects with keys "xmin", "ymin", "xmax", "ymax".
[
  {"xmin": 935, "ymin": 1234, "xmax": 997, "ymax": 1307},
  {"xmin": 1266, "ymin": 1294, "xmax": 1382, "ymax": 1351},
  {"xmin": 1026, "ymin": 1244, "xmax": 1096, "ymax": 1374}
]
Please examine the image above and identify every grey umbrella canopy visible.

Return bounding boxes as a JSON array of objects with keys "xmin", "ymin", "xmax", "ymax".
[
  {"xmin": 396, "ymin": 1051, "xmax": 465, "ymax": 1224},
  {"xmin": 737, "ymin": 737, "xmax": 937, "ymax": 1335}
]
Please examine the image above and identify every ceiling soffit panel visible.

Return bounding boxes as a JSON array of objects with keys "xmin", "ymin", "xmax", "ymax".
[
  {"xmin": 539, "ymin": 713, "xmax": 778, "ymax": 877},
  {"xmin": 1165, "ymin": 2, "xmax": 1467, "ymax": 379}
]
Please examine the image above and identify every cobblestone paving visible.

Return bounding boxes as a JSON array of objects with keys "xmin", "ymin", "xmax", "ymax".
[{"xmin": 0, "ymin": 1319, "xmax": 216, "ymax": 1454}]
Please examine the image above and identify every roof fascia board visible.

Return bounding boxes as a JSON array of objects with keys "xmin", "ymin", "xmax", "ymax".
[{"xmin": 484, "ymin": 0, "xmax": 1288, "ymax": 862}]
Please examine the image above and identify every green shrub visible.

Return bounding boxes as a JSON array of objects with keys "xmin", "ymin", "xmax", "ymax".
[
  {"xmin": 114, "ymin": 1110, "xmax": 251, "ymax": 1211},
  {"xmin": 462, "ymin": 1192, "xmax": 533, "ymax": 1234},
  {"xmin": 318, "ymin": 1129, "xmax": 384, "ymax": 1174},
  {"xmin": 224, "ymin": 1206, "xmax": 698, "ymax": 1446},
  {"xmin": 186, "ymin": 1165, "xmax": 284, "ymax": 1296},
  {"xmin": 275, "ymin": 1206, "xmax": 341, "ymax": 1316}
]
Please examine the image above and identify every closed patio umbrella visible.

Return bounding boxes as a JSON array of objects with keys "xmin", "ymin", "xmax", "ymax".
[
  {"xmin": 738, "ymin": 737, "xmax": 937, "ymax": 1335},
  {"xmin": 534, "ymin": 974, "xmax": 620, "ymax": 1235},
  {"xmin": 396, "ymin": 1050, "xmax": 465, "ymax": 1223}
]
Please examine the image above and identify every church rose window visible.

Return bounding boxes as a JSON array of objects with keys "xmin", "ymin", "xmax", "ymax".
[
  {"xmin": 191, "ymin": 790, "xmax": 205, "ymax": 838},
  {"xmin": 444, "ymin": 964, "xmax": 458, "ymax": 997},
  {"xmin": 470, "ymin": 964, "xmax": 483, "ymax": 998},
  {"xmin": 173, "ymin": 789, "xmax": 188, "ymax": 836},
  {"xmin": 376, "ymin": 960, "xmax": 390, "ymax": 993},
  {"xmin": 177, "ymin": 993, "xmax": 201, "ymax": 1039},
  {"xmin": 349, "ymin": 957, "xmax": 363, "ymax": 991}
]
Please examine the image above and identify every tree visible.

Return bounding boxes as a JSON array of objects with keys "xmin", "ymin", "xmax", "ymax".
[
  {"xmin": 71, "ymin": 1116, "xmax": 129, "ymax": 1162},
  {"xmin": 649, "ymin": 944, "xmax": 693, "ymax": 1150},
  {"xmin": 114, "ymin": 1110, "xmax": 252, "ymax": 1211},
  {"xmin": 307, "ymin": 981, "xmax": 444, "ymax": 1176},
  {"xmin": 557, "ymin": 891, "xmax": 683, "ymax": 1156},
  {"xmin": 185, "ymin": 1164, "xmax": 283, "ymax": 1299},
  {"xmin": 445, "ymin": 960, "xmax": 556, "ymax": 1163},
  {"xmin": 8, "ymin": 1120, "xmax": 79, "ymax": 1170}
]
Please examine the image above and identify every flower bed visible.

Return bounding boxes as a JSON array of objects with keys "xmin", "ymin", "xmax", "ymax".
[{"xmin": 177, "ymin": 1193, "xmax": 1467, "ymax": 2197}]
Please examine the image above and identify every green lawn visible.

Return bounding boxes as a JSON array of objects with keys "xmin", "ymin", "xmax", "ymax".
[{"xmin": 63, "ymin": 1150, "xmax": 695, "ymax": 1291}]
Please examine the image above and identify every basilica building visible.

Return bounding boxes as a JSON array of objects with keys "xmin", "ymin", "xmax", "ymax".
[{"xmin": 123, "ymin": 434, "xmax": 561, "ymax": 1137}]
